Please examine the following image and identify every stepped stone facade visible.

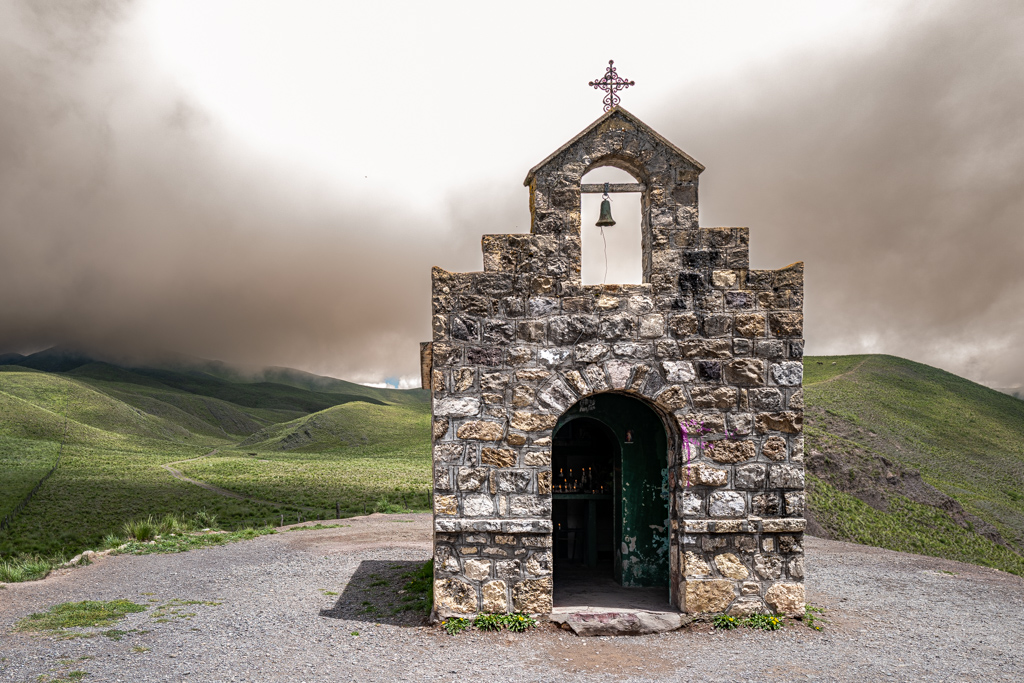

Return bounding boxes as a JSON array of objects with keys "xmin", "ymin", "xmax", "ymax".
[{"xmin": 424, "ymin": 107, "xmax": 805, "ymax": 619}]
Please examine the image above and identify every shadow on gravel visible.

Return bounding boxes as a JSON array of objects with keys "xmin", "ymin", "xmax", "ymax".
[{"xmin": 319, "ymin": 560, "xmax": 429, "ymax": 627}]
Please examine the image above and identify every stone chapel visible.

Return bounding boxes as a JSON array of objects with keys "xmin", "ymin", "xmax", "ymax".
[{"xmin": 423, "ymin": 106, "xmax": 806, "ymax": 625}]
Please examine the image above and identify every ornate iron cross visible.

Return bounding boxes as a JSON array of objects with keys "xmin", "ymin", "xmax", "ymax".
[{"xmin": 589, "ymin": 60, "xmax": 635, "ymax": 112}]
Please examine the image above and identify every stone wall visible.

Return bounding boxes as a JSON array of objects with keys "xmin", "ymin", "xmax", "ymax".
[{"xmin": 429, "ymin": 107, "xmax": 805, "ymax": 619}]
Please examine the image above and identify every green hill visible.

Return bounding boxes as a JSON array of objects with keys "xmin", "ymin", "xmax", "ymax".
[
  {"xmin": 804, "ymin": 355, "xmax": 1024, "ymax": 576},
  {"xmin": 0, "ymin": 353, "xmax": 429, "ymax": 561}
]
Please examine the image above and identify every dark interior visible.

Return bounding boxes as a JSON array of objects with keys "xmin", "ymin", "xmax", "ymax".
[{"xmin": 551, "ymin": 417, "xmax": 617, "ymax": 577}]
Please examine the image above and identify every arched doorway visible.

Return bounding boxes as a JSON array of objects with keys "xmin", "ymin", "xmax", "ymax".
[{"xmin": 552, "ymin": 392, "xmax": 671, "ymax": 593}]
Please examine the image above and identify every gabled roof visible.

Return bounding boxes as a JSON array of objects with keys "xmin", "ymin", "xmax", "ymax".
[{"xmin": 523, "ymin": 106, "xmax": 705, "ymax": 186}]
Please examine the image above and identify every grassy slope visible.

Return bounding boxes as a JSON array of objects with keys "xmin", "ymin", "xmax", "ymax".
[
  {"xmin": 0, "ymin": 363, "xmax": 429, "ymax": 560},
  {"xmin": 177, "ymin": 402, "xmax": 432, "ymax": 514},
  {"xmin": 804, "ymin": 354, "xmax": 1024, "ymax": 575}
]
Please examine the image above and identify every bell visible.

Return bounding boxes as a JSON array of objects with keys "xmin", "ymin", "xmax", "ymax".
[{"xmin": 596, "ymin": 197, "xmax": 616, "ymax": 227}]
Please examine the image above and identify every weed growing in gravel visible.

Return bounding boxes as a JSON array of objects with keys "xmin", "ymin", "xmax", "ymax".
[
  {"xmin": 131, "ymin": 646, "xmax": 150, "ymax": 653},
  {"xmin": 16, "ymin": 600, "xmax": 147, "ymax": 632},
  {"xmin": 442, "ymin": 612, "xmax": 537, "ymax": 635},
  {"xmin": 472, "ymin": 613, "xmax": 503, "ymax": 631},
  {"xmin": 442, "ymin": 617, "xmax": 470, "ymax": 635},
  {"xmin": 712, "ymin": 614, "xmax": 738, "ymax": 630},
  {"xmin": 801, "ymin": 604, "xmax": 828, "ymax": 631},
  {"xmin": 713, "ymin": 613, "xmax": 782, "ymax": 631},
  {"xmin": 148, "ymin": 598, "xmax": 220, "ymax": 623}
]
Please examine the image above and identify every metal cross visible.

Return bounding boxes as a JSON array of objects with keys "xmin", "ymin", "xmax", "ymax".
[{"xmin": 589, "ymin": 60, "xmax": 634, "ymax": 112}]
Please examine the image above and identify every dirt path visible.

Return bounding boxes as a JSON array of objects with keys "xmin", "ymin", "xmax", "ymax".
[
  {"xmin": 1, "ymin": 516, "xmax": 1022, "ymax": 682},
  {"xmin": 806, "ymin": 357, "xmax": 869, "ymax": 386},
  {"xmin": 161, "ymin": 449, "xmax": 320, "ymax": 513}
]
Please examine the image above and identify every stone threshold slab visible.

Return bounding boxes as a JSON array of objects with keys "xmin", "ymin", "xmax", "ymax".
[{"xmin": 549, "ymin": 608, "xmax": 690, "ymax": 636}]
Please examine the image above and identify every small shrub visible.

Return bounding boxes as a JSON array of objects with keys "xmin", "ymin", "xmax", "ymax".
[
  {"xmin": 501, "ymin": 612, "xmax": 537, "ymax": 633},
  {"xmin": 441, "ymin": 617, "xmax": 469, "ymax": 635},
  {"xmin": 473, "ymin": 613, "xmax": 503, "ymax": 631},
  {"xmin": 713, "ymin": 613, "xmax": 739, "ymax": 630}
]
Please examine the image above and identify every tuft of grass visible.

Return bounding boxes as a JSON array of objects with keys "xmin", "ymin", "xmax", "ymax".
[
  {"xmin": 15, "ymin": 600, "xmax": 146, "ymax": 632},
  {"xmin": 0, "ymin": 556, "xmax": 53, "ymax": 583}
]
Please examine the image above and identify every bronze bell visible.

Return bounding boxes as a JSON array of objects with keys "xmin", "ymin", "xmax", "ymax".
[{"xmin": 596, "ymin": 190, "xmax": 616, "ymax": 227}]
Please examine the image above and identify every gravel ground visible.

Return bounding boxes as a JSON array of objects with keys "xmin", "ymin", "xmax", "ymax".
[{"xmin": 1, "ymin": 513, "xmax": 1022, "ymax": 682}]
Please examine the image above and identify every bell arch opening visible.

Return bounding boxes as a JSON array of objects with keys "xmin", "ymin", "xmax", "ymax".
[
  {"xmin": 551, "ymin": 391, "xmax": 672, "ymax": 609},
  {"xmin": 580, "ymin": 166, "xmax": 643, "ymax": 285}
]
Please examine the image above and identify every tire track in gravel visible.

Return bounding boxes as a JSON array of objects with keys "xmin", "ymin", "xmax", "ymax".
[{"xmin": 161, "ymin": 449, "xmax": 319, "ymax": 513}]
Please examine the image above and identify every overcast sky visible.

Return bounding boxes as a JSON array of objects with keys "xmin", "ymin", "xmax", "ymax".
[{"xmin": 1, "ymin": 0, "xmax": 1022, "ymax": 390}]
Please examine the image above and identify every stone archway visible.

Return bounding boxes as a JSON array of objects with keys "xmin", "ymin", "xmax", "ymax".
[{"xmin": 552, "ymin": 392, "xmax": 672, "ymax": 593}]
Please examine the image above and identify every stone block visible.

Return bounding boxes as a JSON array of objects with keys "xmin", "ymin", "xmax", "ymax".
[
  {"xmin": 753, "ymin": 554, "xmax": 783, "ymax": 580},
  {"xmin": 752, "ymin": 492, "xmax": 781, "ymax": 516},
  {"xmin": 509, "ymin": 412, "xmax": 557, "ymax": 432},
  {"xmin": 563, "ymin": 370, "xmax": 588, "ymax": 394},
  {"xmin": 481, "ymin": 448, "xmax": 517, "ymax": 467},
  {"xmin": 684, "ymin": 551, "xmax": 711, "ymax": 577},
  {"xmin": 606, "ymin": 360, "xmax": 634, "ymax": 389},
  {"xmin": 734, "ymin": 464, "xmax": 767, "ymax": 489},
  {"xmin": 464, "ymin": 558, "xmax": 491, "ymax": 581},
  {"xmin": 696, "ymin": 361, "xmax": 722, "ymax": 381},
  {"xmin": 655, "ymin": 385, "xmax": 690, "ymax": 411},
  {"xmin": 668, "ymin": 313, "xmax": 699, "ymax": 337},
  {"xmin": 765, "ymin": 582, "xmax": 805, "ymax": 616},
  {"xmin": 725, "ymin": 358, "xmax": 765, "ymax": 386},
  {"xmin": 457, "ymin": 467, "xmax": 489, "ymax": 491},
  {"xmin": 706, "ymin": 439, "xmax": 755, "ymax": 464},
  {"xmin": 463, "ymin": 494, "xmax": 495, "ymax": 517},
  {"xmin": 677, "ymin": 491, "xmax": 702, "ymax": 516},
  {"xmin": 684, "ymin": 580, "xmax": 735, "ymax": 613},
  {"xmin": 640, "ymin": 314, "xmax": 666, "ymax": 338},
  {"xmin": 771, "ymin": 361, "xmax": 803, "ymax": 386},
  {"xmin": 784, "ymin": 491, "xmax": 806, "ymax": 516},
  {"xmin": 714, "ymin": 553, "xmax": 750, "ymax": 579},
  {"xmin": 688, "ymin": 462, "xmax": 728, "ymax": 487},
  {"xmin": 434, "ymin": 495, "xmax": 458, "ymax": 516},
  {"xmin": 433, "ymin": 443, "xmax": 464, "ymax": 463},
  {"xmin": 434, "ymin": 465, "xmax": 452, "ymax": 491},
  {"xmin": 432, "ymin": 418, "xmax": 449, "ymax": 440},
  {"xmin": 727, "ymin": 597, "xmax": 767, "ymax": 617},
  {"xmin": 734, "ymin": 313, "xmax": 765, "ymax": 338},
  {"xmin": 513, "ymin": 577, "xmax": 553, "ymax": 613},
  {"xmin": 538, "ymin": 347, "xmax": 571, "ymax": 367},
  {"xmin": 755, "ymin": 412, "xmax": 802, "ymax": 434},
  {"xmin": 789, "ymin": 557, "xmax": 805, "ymax": 579},
  {"xmin": 481, "ymin": 580, "xmax": 508, "ymax": 613},
  {"xmin": 711, "ymin": 269, "xmax": 737, "ymax": 288},
  {"xmin": 434, "ymin": 578, "xmax": 477, "ymax": 615},
  {"xmin": 770, "ymin": 464, "xmax": 805, "ymax": 489},
  {"xmin": 574, "ymin": 342, "xmax": 609, "ymax": 363},
  {"xmin": 506, "ymin": 432, "xmax": 527, "ymax": 446},
  {"xmin": 661, "ymin": 360, "xmax": 696, "ymax": 382},
  {"xmin": 691, "ymin": 386, "xmax": 738, "ymax": 410},
  {"xmin": 523, "ymin": 450, "xmax": 551, "ymax": 466},
  {"xmin": 768, "ymin": 310, "xmax": 803, "ymax": 337},
  {"xmin": 709, "ymin": 491, "xmax": 746, "ymax": 517},
  {"xmin": 511, "ymin": 385, "xmax": 535, "ymax": 407},
  {"xmin": 496, "ymin": 470, "xmax": 531, "ymax": 493},
  {"xmin": 509, "ymin": 495, "xmax": 551, "ymax": 516},
  {"xmin": 457, "ymin": 421, "xmax": 505, "ymax": 441},
  {"xmin": 525, "ymin": 551, "xmax": 552, "ymax": 577},
  {"xmin": 761, "ymin": 436, "xmax": 787, "ymax": 461}
]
